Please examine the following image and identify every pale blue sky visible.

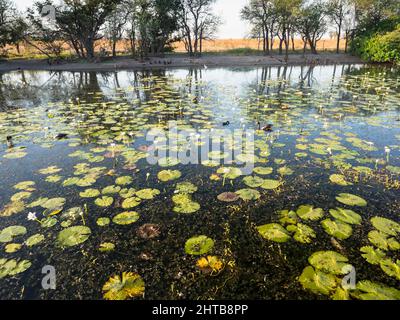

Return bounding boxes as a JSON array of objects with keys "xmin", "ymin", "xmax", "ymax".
[{"xmin": 15, "ymin": 0, "xmax": 250, "ymax": 39}]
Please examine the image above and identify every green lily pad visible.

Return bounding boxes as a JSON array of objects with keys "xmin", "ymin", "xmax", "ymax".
[
  {"xmin": 5, "ymin": 243, "xmax": 22, "ymax": 253},
  {"xmin": 0, "ymin": 226, "xmax": 27, "ymax": 243},
  {"xmin": 329, "ymin": 208, "xmax": 362, "ymax": 225},
  {"xmin": 260, "ymin": 179, "xmax": 281, "ymax": 190},
  {"xmin": 0, "ymin": 201, "xmax": 25, "ymax": 217},
  {"xmin": 308, "ymin": 251, "xmax": 351, "ymax": 275},
  {"xmin": 253, "ymin": 167, "xmax": 273, "ymax": 175},
  {"xmin": 287, "ymin": 223, "xmax": 316, "ymax": 244},
  {"xmin": 158, "ymin": 157, "xmax": 179, "ymax": 167},
  {"xmin": 368, "ymin": 230, "xmax": 400, "ymax": 251},
  {"xmin": 278, "ymin": 166, "xmax": 294, "ymax": 176},
  {"xmin": 217, "ymin": 167, "xmax": 242, "ymax": 179},
  {"xmin": 99, "ymin": 242, "xmax": 115, "ymax": 252},
  {"xmin": 38, "ymin": 166, "xmax": 61, "ymax": 175},
  {"xmin": 175, "ymin": 182, "xmax": 198, "ymax": 194},
  {"xmin": 279, "ymin": 210, "xmax": 298, "ymax": 225},
  {"xmin": 57, "ymin": 226, "xmax": 91, "ymax": 247},
  {"xmin": 95, "ymin": 196, "xmax": 114, "ymax": 207},
  {"xmin": 296, "ymin": 205, "xmax": 324, "ymax": 221},
  {"xmin": 41, "ymin": 217, "xmax": 58, "ymax": 228},
  {"xmin": 336, "ymin": 193, "xmax": 367, "ymax": 207},
  {"xmin": 80, "ymin": 189, "xmax": 101, "ymax": 198},
  {"xmin": 321, "ymin": 219, "xmax": 353, "ymax": 240},
  {"xmin": 121, "ymin": 197, "xmax": 141, "ymax": 209},
  {"xmin": 41, "ymin": 198, "xmax": 66, "ymax": 210},
  {"xmin": 235, "ymin": 188, "xmax": 261, "ymax": 201},
  {"xmin": 157, "ymin": 170, "xmax": 182, "ymax": 182},
  {"xmin": 0, "ymin": 259, "xmax": 31, "ymax": 279},
  {"xmin": 102, "ymin": 185, "xmax": 121, "ymax": 195},
  {"xmin": 353, "ymin": 280, "xmax": 400, "ymax": 300},
  {"xmin": 14, "ymin": 181, "xmax": 35, "ymax": 191},
  {"xmin": 97, "ymin": 217, "xmax": 111, "ymax": 227},
  {"xmin": 102, "ymin": 272, "xmax": 145, "ymax": 300},
  {"xmin": 370, "ymin": 217, "xmax": 400, "ymax": 236},
  {"xmin": 299, "ymin": 266, "xmax": 338, "ymax": 296},
  {"xmin": 257, "ymin": 223, "xmax": 291, "ymax": 243},
  {"xmin": 360, "ymin": 246, "xmax": 387, "ymax": 265},
  {"xmin": 184, "ymin": 235, "xmax": 214, "ymax": 255},
  {"xmin": 243, "ymin": 176, "xmax": 264, "ymax": 188},
  {"xmin": 136, "ymin": 189, "xmax": 160, "ymax": 200},
  {"xmin": 113, "ymin": 212, "xmax": 140, "ymax": 225},
  {"xmin": 115, "ymin": 176, "xmax": 133, "ymax": 186},
  {"xmin": 329, "ymin": 174, "xmax": 352, "ymax": 186},
  {"xmin": 25, "ymin": 234, "xmax": 45, "ymax": 247}
]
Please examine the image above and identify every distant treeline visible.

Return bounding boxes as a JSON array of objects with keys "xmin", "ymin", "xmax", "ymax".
[{"xmin": 0, "ymin": 0, "xmax": 399, "ymax": 63}]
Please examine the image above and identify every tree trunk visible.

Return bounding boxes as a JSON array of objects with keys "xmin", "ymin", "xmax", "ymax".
[{"xmin": 336, "ymin": 23, "xmax": 342, "ymax": 54}]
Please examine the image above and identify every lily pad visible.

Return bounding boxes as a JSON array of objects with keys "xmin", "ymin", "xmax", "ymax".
[
  {"xmin": 79, "ymin": 189, "xmax": 101, "ymax": 198},
  {"xmin": 257, "ymin": 223, "xmax": 291, "ymax": 243},
  {"xmin": 113, "ymin": 212, "xmax": 140, "ymax": 225},
  {"xmin": 102, "ymin": 185, "xmax": 121, "ymax": 195},
  {"xmin": 184, "ymin": 235, "xmax": 214, "ymax": 255},
  {"xmin": 260, "ymin": 179, "xmax": 281, "ymax": 190},
  {"xmin": 368, "ymin": 230, "xmax": 400, "ymax": 251},
  {"xmin": 329, "ymin": 208, "xmax": 362, "ymax": 225},
  {"xmin": 25, "ymin": 234, "xmax": 45, "ymax": 247},
  {"xmin": 96, "ymin": 217, "xmax": 111, "ymax": 227},
  {"xmin": 57, "ymin": 226, "xmax": 91, "ymax": 247},
  {"xmin": 336, "ymin": 193, "xmax": 367, "ymax": 207},
  {"xmin": 122, "ymin": 197, "xmax": 141, "ymax": 209},
  {"xmin": 353, "ymin": 280, "xmax": 400, "ymax": 300},
  {"xmin": 136, "ymin": 189, "xmax": 160, "ymax": 200},
  {"xmin": 0, "ymin": 226, "xmax": 27, "ymax": 243},
  {"xmin": 235, "ymin": 188, "xmax": 261, "ymax": 201},
  {"xmin": 175, "ymin": 182, "xmax": 198, "ymax": 194},
  {"xmin": 115, "ymin": 176, "xmax": 133, "ymax": 186},
  {"xmin": 296, "ymin": 205, "xmax": 324, "ymax": 221},
  {"xmin": 217, "ymin": 192, "xmax": 239, "ymax": 202},
  {"xmin": 95, "ymin": 196, "xmax": 114, "ymax": 207},
  {"xmin": 99, "ymin": 242, "xmax": 115, "ymax": 252},
  {"xmin": 243, "ymin": 176, "xmax": 264, "ymax": 188},
  {"xmin": 299, "ymin": 266, "xmax": 338, "ymax": 296},
  {"xmin": 329, "ymin": 174, "xmax": 352, "ymax": 186},
  {"xmin": 157, "ymin": 170, "xmax": 182, "ymax": 182},
  {"xmin": 370, "ymin": 217, "xmax": 400, "ymax": 236},
  {"xmin": 102, "ymin": 272, "xmax": 145, "ymax": 300},
  {"xmin": 287, "ymin": 223, "xmax": 316, "ymax": 244},
  {"xmin": 321, "ymin": 219, "xmax": 353, "ymax": 240},
  {"xmin": 308, "ymin": 251, "xmax": 351, "ymax": 275},
  {"xmin": 253, "ymin": 167, "xmax": 273, "ymax": 175},
  {"xmin": 42, "ymin": 198, "xmax": 66, "ymax": 210}
]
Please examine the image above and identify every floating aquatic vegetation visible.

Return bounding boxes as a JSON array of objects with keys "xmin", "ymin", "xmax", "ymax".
[
  {"xmin": 113, "ymin": 211, "xmax": 140, "ymax": 225},
  {"xmin": 379, "ymin": 259, "xmax": 400, "ymax": 280},
  {"xmin": 96, "ymin": 217, "xmax": 111, "ymax": 227},
  {"xmin": 196, "ymin": 256, "xmax": 224, "ymax": 273},
  {"xmin": 235, "ymin": 188, "xmax": 261, "ymax": 201},
  {"xmin": 137, "ymin": 224, "xmax": 160, "ymax": 239},
  {"xmin": 279, "ymin": 210, "xmax": 298, "ymax": 225},
  {"xmin": 296, "ymin": 205, "xmax": 324, "ymax": 221},
  {"xmin": 329, "ymin": 208, "xmax": 362, "ymax": 225},
  {"xmin": 95, "ymin": 196, "xmax": 114, "ymax": 207},
  {"xmin": 253, "ymin": 167, "xmax": 273, "ymax": 175},
  {"xmin": 79, "ymin": 189, "xmax": 101, "ymax": 198},
  {"xmin": 115, "ymin": 176, "xmax": 133, "ymax": 186},
  {"xmin": 299, "ymin": 266, "xmax": 338, "ymax": 296},
  {"xmin": 352, "ymin": 280, "xmax": 400, "ymax": 300},
  {"xmin": 217, "ymin": 192, "xmax": 239, "ymax": 202},
  {"xmin": 172, "ymin": 193, "xmax": 200, "ymax": 213},
  {"xmin": 360, "ymin": 246, "xmax": 386, "ymax": 265},
  {"xmin": 321, "ymin": 219, "xmax": 353, "ymax": 240},
  {"xmin": 278, "ymin": 167, "xmax": 294, "ymax": 176},
  {"xmin": 122, "ymin": 197, "xmax": 141, "ymax": 209},
  {"xmin": 370, "ymin": 217, "xmax": 400, "ymax": 236},
  {"xmin": 0, "ymin": 226, "xmax": 27, "ymax": 243},
  {"xmin": 99, "ymin": 242, "xmax": 115, "ymax": 252},
  {"xmin": 308, "ymin": 251, "xmax": 351, "ymax": 275},
  {"xmin": 157, "ymin": 170, "xmax": 182, "ymax": 182},
  {"xmin": 41, "ymin": 198, "xmax": 66, "ymax": 210},
  {"xmin": 368, "ymin": 231, "xmax": 400, "ymax": 251},
  {"xmin": 336, "ymin": 193, "xmax": 367, "ymax": 207},
  {"xmin": 5, "ymin": 243, "xmax": 22, "ymax": 253},
  {"xmin": 0, "ymin": 258, "xmax": 31, "ymax": 279},
  {"xmin": 41, "ymin": 217, "xmax": 58, "ymax": 228},
  {"xmin": 57, "ymin": 226, "xmax": 91, "ymax": 247},
  {"xmin": 329, "ymin": 174, "xmax": 352, "ymax": 186},
  {"xmin": 184, "ymin": 235, "xmax": 214, "ymax": 255},
  {"xmin": 217, "ymin": 167, "xmax": 242, "ymax": 180},
  {"xmin": 25, "ymin": 234, "xmax": 45, "ymax": 247},
  {"xmin": 287, "ymin": 223, "xmax": 316, "ymax": 244},
  {"xmin": 158, "ymin": 157, "xmax": 179, "ymax": 167},
  {"xmin": 257, "ymin": 223, "xmax": 291, "ymax": 243},
  {"xmin": 11, "ymin": 192, "xmax": 32, "ymax": 202},
  {"xmin": 102, "ymin": 272, "xmax": 145, "ymax": 300},
  {"xmin": 260, "ymin": 179, "xmax": 281, "ymax": 190},
  {"xmin": 102, "ymin": 185, "xmax": 121, "ymax": 195},
  {"xmin": 242, "ymin": 175, "xmax": 263, "ymax": 188},
  {"xmin": 175, "ymin": 182, "xmax": 197, "ymax": 194},
  {"xmin": 136, "ymin": 189, "xmax": 160, "ymax": 200},
  {"xmin": 38, "ymin": 166, "xmax": 62, "ymax": 175},
  {"xmin": 0, "ymin": 201, "xmax": 25, "ymax": 217},
  {"xmin": 119, "ymin": 188, "xmax": 136, "ymax": 199},
  {"xmin": 14, "ymin": 181, "xmax": 35, "ymax": 191}
]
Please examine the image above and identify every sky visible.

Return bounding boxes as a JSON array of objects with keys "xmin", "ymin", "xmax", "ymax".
[{"xmin": 14, "ymin": 0, "xmax": 250, "ymax": 39}]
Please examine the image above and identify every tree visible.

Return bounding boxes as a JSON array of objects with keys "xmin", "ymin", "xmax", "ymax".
[
  {"xmin": 106, "ymin": 1, "xmax": 130, "ymax": 57},
  {"xmin": 28, "ymin": 0, "xmax": 120, "ymax": 60},
  {"xmin": 295, "ymin": 2, "xmax": 327, "ymax": 54},
  {"xmin": 328, "ymin": 0, "xmax": 352, "ymax": 53},
  {"xmin": 178, "ymin": 0, "xmax": 220, "ymax": 56},
  {"xmin": 0, "ymin": 0, "xmax": 25, "ymax": 55},
  {"xmin": 241, "ymin": 0, "xmax": 276, "ymax": 55}
]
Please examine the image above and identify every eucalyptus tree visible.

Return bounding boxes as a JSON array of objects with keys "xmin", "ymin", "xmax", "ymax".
[{"xmin": 0, "ymin": 0, "xmax": 25, "ymax": 54}]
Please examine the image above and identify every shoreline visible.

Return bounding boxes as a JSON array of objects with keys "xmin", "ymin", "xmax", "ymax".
[{"xmin": 0, "ymin": 53, "xmax": 365, "ymax": 72}]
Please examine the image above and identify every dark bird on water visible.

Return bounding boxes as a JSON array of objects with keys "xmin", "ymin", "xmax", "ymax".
[
  {"xmin": 222, "ymin": 121, "xmax": 230, "ymax": 126},
  {"xmin": 6, "ymin": 136, "xmax": 14, "ymax": 148},
  {"xmin": 55, "ymin": 133, "xmax": 68, "ymax": 140},
  {"xmin": 257, "ymin": 121, "xmax": 273, "ymax": 132}
]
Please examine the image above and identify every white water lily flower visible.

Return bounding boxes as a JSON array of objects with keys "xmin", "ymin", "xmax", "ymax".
[
  {"xmin": 385, "ymin": 146, "xmax": 391, "ymax": 153},
  {"xmin": 327, "ymin": 147, "xmax": 332, "ymax": 155},
  {"xmin": 27, "ymin": 212, "xmax": 37, "ymax": 221}
]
